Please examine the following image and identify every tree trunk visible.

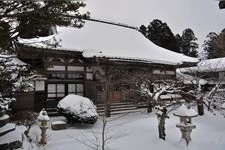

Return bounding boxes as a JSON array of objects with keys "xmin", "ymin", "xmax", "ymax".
[
  {"xmin": 105, "ymin": 80, "xmax": 111, "ymax": 117},
  {"xmin": 147, "ymin": 83, "xmax": 154, "ymax": 113},
  {"xmin": 157, "ymin": 108, "xmax": 168, "ymax": 140},
  {"xmin": 158, "ymin": 118, "xmax": 166, "ymax": 140},
  {"xmin": 105, "ymin": 103, "xmax": 111, "ymax": 117},
  {"xmin": 197, "ymin": 96, "xmax": 204, "ymax": 115},
  {"xmin": 102, "ymin": 115, "xmax": 106, "ymax": 150},
  {"xmin": 147, "ymin": 100, "xmax": 152, "ymax": 113}
]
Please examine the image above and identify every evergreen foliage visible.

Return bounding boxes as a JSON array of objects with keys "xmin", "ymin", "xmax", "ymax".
[
  {"xmin": 203, "ymin": 29, "xmax": 225, "ymax": 59},
  {"xmin": 0, "ymin": 1, "xmax": 89, "ymax": 53},
  {"xmin": 0, "ymin": 57, "xmax": 32, "ymax": 110},
  {"xmin": 140, "ymin": 19, "xmax": 180, "ymax": 53},
  {"xmin": 179, "ymin": 28, "xmax": 199, "ymax": 57},
  {"xmin": 139, "ymin": 19, "xmax": 199, "ymax": 57}
]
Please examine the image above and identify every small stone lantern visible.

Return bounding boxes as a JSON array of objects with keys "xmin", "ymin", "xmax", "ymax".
[
  {"xmin": 38, "ymin": 109, "xmax": 49, "ymax": 145},
  {"xmin": 173, "ymin": 104, "xmax": 198, "ymax": 145}
]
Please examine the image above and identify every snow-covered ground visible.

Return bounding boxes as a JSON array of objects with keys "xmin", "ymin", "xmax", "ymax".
[{"xmin": 21, "ymin": 109, "xmax": 225, "ymax": 150}]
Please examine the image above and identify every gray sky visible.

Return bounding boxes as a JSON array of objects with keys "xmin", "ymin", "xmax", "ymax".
[{"xmin": 83, "ymin": 0, "xmax": 224, "ymax": 55}]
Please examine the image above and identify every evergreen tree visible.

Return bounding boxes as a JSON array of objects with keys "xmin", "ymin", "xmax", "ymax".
[
  {"xmin": 140, "ymin": 20, "xmax": 199, "ymax": 57},
  {"xmin": 0, "ymin": 1, "xmax": 89, "ymax": 53},
  {"xmin": 139, "ymin": 25, "xmax": 147, "ymax": 37},
  {"xmin": 203, "ymin": 29, "xmax": 225, "ymax": 59},
  {"xmin": 139, "ymin": 19, "xmax": 180, "ymax": 53},
  {"xmin": 0, "ymin": 56, "xmax": 32, "ymax": 110},
  {"xmin": 174, "ymin": 34, "xmax": 182, "ymax": 52},
  {"xmin": 180, "ymin": 28, "xmax": 199, "ymax": 57}
]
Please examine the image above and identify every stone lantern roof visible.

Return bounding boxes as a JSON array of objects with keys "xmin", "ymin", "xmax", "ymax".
[
  {"xmin": 38, "ymin": 109, "xmax": 49, "ymax": 121},
  {"xmin": 173, "ymin": 104, "xmax": 198, "ymax": 118}
]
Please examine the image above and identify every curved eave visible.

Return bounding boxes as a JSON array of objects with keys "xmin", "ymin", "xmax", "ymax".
[{"xmin": 18, "ymin": 43, "xmax": 199, "ymax": 67}]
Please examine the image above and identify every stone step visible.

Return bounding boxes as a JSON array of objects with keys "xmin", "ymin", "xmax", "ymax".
[
  {"xmin": 98, "ymin": 108, "xmax": 145, "ymax": 116},
  {"xmin": 96, "ymin": 102, "xmax": 133, "ymax": 107},
  {"xmin": 46, "ymin": 108, "xmax": 60, "ymax": 116},
  {"xmin": 97, "ymin": 106, "xmax": 137, "ymax": 113},
  {"xmin": 0, "ymin": 124, "xmax": 23, "ymax": 150},
  {"xmin": 0, "ymin": 123, "xmax": 16, "ymax": 137},
  {"xmin": 46, "ymin": 101, "xmax": 147, "ymax": 117},
  {"xmin": 97, "ymin": 104, "xmax": 136, "ymax": 110},
  {"xmin": 96, "ymin": 101, "xmax": 146, "ymax": 115},
  {"xmin": 0, "ymin": 114, "xmax": 10, "ymax": 127}
]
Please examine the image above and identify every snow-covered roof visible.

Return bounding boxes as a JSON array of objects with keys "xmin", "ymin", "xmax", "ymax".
[
  {"xmin": 179, "ymin": 57, "xmax": 225, "ymax": 73},
  {"xmin": 19, "ymin": 20, "xmax": 198, "ymax": 66},
  {"xmin": 176, "ymin": 69, "xmax": 208, "ymax": 85},
  {"xmin": 0, "ymin": 54, "xmax": 26, "ymax": 66}
]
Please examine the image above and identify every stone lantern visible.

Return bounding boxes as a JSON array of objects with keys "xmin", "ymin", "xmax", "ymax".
[
  {"xmin": 173, "ymin": 104, "xmax": 198, "ymax": 145},
  {"xmin": 38, "ymin": 109, "xmax": 49, "ymax": 145}
]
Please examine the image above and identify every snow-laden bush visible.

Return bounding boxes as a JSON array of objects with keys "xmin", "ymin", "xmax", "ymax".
[
  {"xmin": 0, "ymin": 55, "xmax": 33, "ymax": 111},
  {"xmin": 57, "ymin": 94, "xmax": 98, "ymax": 124}
]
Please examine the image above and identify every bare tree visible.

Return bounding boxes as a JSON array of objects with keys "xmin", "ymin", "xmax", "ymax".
[
  {"xmin": 155, "ymin": 106, "xmax": 169, "ymax": 140},
  {"xmin": 73, "ymin": 114, "xmax": 127, "ymax": 150},
  {"xmin": 92, "ymin": 60, "xmax": 186, "ymax": 141},
  {"xmin": 142, "ymin": 81, "xmax": 184, "ymax": 140},
  {"xmin": 177, "ymin": 58, "xmax": 225, "ymax": 114},
  {"xmin": 11, "ymin": 110, "xmax": 38, "ymax": 141}
]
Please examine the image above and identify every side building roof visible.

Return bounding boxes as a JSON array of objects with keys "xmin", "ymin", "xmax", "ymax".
[
  {"xmin": 18, "ymin": 20, "xmax": 198, "ymax": 66},
  {"xmin": 179, "ymin": 57, "xmax": 225, "ymax": 73}
]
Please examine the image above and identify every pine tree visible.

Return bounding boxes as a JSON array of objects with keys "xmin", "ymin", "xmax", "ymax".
[
  {"xmin": 139, "ymin": 19, "xmax": 180, "ymax": 53},
  {"xmin": 180, "ymin": 28, "xmax": 199, "ymax": 57},
  {"xmin": 140, "ymin": 20, "xmax": 199, "ymax": 57},
  {"xmin": 203, "ymin": 29, "xmax": 225, "ymax": 59},
  {"xmin": 139, "ymin": 25, "xmax": 147, "ymax": 37}
]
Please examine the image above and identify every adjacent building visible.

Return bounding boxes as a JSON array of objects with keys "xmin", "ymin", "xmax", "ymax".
[{"xmin": 177, "ymin": 57, "xmax": 225, "ymax": 90}]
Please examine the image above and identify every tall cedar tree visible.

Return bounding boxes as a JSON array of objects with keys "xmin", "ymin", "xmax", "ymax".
[
  {"xmin": 140, "ymin": 20, "xmax": 199, "ymax": 57},
  {"xmin": 203, "ymin": 29, "xmax": 225, "ymax": 59},
  {"xmin": 139, "ymin": 19, "xmax": 180, "ymax": 53},
  {"xmin": 179, "ymin": 28, "xmax": 199, "ymax": 57},
  {"xmin": 0, "ymin": 1, "xmax": 89, "ymax": 53}
]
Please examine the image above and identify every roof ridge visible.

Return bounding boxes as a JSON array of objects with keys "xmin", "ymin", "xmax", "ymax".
[{"xmin": 83, "ymin": 17, "xmax": 138, "ymax": 30}]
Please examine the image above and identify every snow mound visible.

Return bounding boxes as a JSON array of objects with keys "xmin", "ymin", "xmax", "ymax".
[{"xmin": 57, "ymin": 94, "xmax": 98, "ymax": 124}]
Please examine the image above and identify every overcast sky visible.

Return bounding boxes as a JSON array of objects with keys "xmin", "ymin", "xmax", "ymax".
[{"xmin": 83, "ymin": 0, "xmax": 224, "ymax": 54}]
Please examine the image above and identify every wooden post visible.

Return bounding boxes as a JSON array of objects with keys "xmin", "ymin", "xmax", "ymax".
[{"xmin": 105, "ymin": 67, "xmax": 111, "ymax": 117}]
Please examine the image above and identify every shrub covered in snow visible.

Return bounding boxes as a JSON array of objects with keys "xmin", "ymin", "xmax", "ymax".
[
  {"xmin": 0, "ymin": 55, "xmax": 33, "ymax": 111},
  {"xmin": 57, "ymin": 94, "xmax": 98, "ymax": 124}
]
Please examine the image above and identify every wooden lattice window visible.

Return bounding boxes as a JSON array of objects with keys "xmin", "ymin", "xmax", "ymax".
[{"xmin": 47, "ymin": 84, "xmax": 65, "ymax": 98}]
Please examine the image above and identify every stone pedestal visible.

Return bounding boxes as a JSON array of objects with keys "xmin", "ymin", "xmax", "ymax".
[
  {"xmin": 173, "ymin": 104, "xmax": 198, "ymax": 146},
  {"xmin": 38, "ymin": 109, "xmax": 49, "ymax": 145},
  {"xmin": 176, "ymin": 123, "xmax": 196, "ymax": 145},
  {"xmin": 39, "ymin": 121, "xmax": 48, "ymax": 145}
]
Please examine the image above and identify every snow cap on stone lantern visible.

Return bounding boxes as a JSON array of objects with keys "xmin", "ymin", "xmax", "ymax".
[
  {"xmin": 173, "ymin": 104, "xmax": 198, "ymax": 118},
  {"xmin": 38, "ymin": 108, "xmax": 49, "ymax": 121}
]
